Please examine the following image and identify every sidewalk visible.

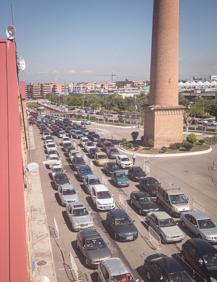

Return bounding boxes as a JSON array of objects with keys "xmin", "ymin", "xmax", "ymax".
[{"xmin": 27, "ymin": 126, "xmax": 57, "ymax": 282}]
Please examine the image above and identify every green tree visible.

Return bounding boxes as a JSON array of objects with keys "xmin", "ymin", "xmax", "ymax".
[
  {"xmin": 131, "ymin": 131, "xmax": 139, "ymax": 143},
  {"xmin": 207, "ymin": 102, "xmax": 217, "ymax": 119},
  {"xmin": 179, "ymin": 93, "xmax": 189, "ymax": 107},
  {"xmin": 186, "ymin": 133, "xmax": 197, "ymax": 144}
]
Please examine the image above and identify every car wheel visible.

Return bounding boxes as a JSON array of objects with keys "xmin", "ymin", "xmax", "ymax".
[
  {"xmin": 160, "ymin": 234, "xmax": 165, "ymax": 244},
  {"xmin": 114, "ymin": 233, "xmax": 118, "ymax": 241},
  {"xmin": 85, "ymin": 257, "xmax": 90, "ymax": 267},
  {"xmin": 138, "ymin": 208, "xmax": 143, "ymax": 215},
  {"xmin": 129, "ymin": 199, "xmax": 133, "ymax": 206}
]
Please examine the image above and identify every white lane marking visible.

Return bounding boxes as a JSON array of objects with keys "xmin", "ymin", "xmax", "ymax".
[{"xmin": 53, "ymin": 217, "xmax": 60, "ymax": 239}]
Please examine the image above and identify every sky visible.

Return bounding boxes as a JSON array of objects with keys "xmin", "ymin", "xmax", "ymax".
[{"xmin": 0, "ymin": 0, "xmax": 217, "ymax": 83}]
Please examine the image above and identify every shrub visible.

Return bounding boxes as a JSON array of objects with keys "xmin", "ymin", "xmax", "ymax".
[
  {"xmin": 186, "ymin": 133, "xmax": 197, "ymax": 144},
  {"xmin": 160, "ymin": 146, "xmax": 167, "ymax": 153},
  {"xmin": 169, "ymin": 142, "xmax": 182, "ymax": 150},
  {"xmin": 127, "ymin": 142, "xmax": 133, "ymax": 149},
  {"xmin": 197, "ymin": 139, "xmax": 205, "ymax": 145},
  {"xmin": 182, "ymin": 141, "xmax": 193, "ymax": 151},
  {"xmin": 120, "ymin": 138, "xmax": 127, "ymax": 146}
]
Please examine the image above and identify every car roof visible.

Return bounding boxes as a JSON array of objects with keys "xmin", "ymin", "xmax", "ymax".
[
  {"xmin": 86, "ymin": 174, "xmax": 98, "ymax": 180},
  {"xmin": 151, "ymin": 211, "xmax": 171, "ymax": 220},
  {"xmin": 184, "ymin": 211, "xmax": 210, "ymax": 220},
  {"xmin": 146, "ymin": 254, "xmax": 184, "ymax": 274},
  {"xmin": 186, "ymin": 238, "xmax": 217, "ymax": 254},
  {"xmin": 109, "ymin": 209, "xmax": 128, "ymax": 218},
  {"xmin": 102, "ymin": 258, "xmax": 129, "ymax": 276},
  {"xmin": 93, "ymin": 184, "xmax": 108, "ymax": 192}
]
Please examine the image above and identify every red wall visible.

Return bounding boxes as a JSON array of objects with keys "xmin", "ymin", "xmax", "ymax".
[{"xmin": 0, "ymin": 40, "xmax": 28, "ymax": 282}]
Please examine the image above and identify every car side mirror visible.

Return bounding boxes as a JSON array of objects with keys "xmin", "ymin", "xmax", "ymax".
[{"xmin": 198, "ymin": 258, "xmax": 203, "ymax": 265}]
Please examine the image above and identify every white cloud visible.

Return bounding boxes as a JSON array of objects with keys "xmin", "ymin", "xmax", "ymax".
[
  {"xmin": 82, "ymin": 70, "xmax": 93, "ymax": 74},
  {"xmin": 67, "ymin": 69, "xmax": 76, "ymax": 74}
]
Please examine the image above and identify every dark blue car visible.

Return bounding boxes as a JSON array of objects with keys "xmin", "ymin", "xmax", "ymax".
[{"xmin": 76, "ymin": 164, "xmax": 93, "ymax": 182}]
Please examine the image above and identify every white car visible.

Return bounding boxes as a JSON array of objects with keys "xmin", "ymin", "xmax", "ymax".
[
  {"xmin": 116, "ymin": 155, "xmax": 133, "ymax": 169},
  {"xmin": 58, "ymin": 183, "xmax": 79, "ymax": 206},
  {"xmin": 66, "ymin": 202, "xmax": 93, "ymax": 231},
  {"xmin": 83, "ymin": 140, "xmax": 96, "ymax": 152},
  {"xmin": 50, "ymin": 164, "xmax": 64, "ymax": 180},
  {"xmin": 68, "ymin": 150, "xmax": 80, "ymax": 162},
  {"xmin": 80, "ymin": 137, "xmax": 89, "ymax": 147},
  {"xmin": 45, "ymin": 142, "xmax": 57, "ymax": 153},
  {"xmin": 90, "ymin": 184, "xmax": 115, "ymax": 211},
  {"xmin": 45, "ymin": 153, "xmax": 61, "ymax": 168}
]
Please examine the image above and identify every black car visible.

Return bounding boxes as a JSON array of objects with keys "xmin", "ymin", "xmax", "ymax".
[
  {"xmin": 53, "ymin": 173, "xmax": 69, "ymax": 189},
  {"xmin": 139, "ymin": 177, "xmax": 161, "ymax": 197},
  {"xmin": 88, "ymin": 147, "xmax": 98, "ymax": 159},
  {"xmin": 105, "ymin": 209, "xmax": 138, "ymax": 242},
  {"xmin": 71, "ymin": 156, "xmax": 85, "ymax": 171},
  {"xmin": 103, "ymin": 162, "xmax": 121, "ymax": 176},
  {"xmin": 130, "ymin": 191, "xmax": 159, "ymax": 215},
  {"xmin": 96, "ymin": 138, "xmax": 106, "ymax": 147},
  {"xmin": 182, "ymin": 238, "xmax": 217, "ymax": 282},
  {"xmin": 128, "ymin": 166, "xmax": 146, "ymax": 182},
  {"xmin": 143, "ymin": 253, "xmax": 193, "ymax": 282},
  {"xmin": 62, "ymin": 143, "xmax": 73, "ymax": 153},
  {"xmin": 90, "ymin": 133, "xmax": 100, "ymax": 142}
]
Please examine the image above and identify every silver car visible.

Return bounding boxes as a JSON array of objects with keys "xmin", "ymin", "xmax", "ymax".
[
  {"xmin": 66, "ymin": 202, "xmax": 93, "ymax": 231},
  {"xmin": 76, "ymin": 228, "xmax": 112, "ymax": 268},
  {"xmin": 98, "ymin": 258, "xmax": 139, "ymax": 282},
  {"xmin": 146, "ymin": 211, "xmax": 185, "ymax": 243},
  {"xmin": 180, "ymin": 211, "xmax": 217, "ymax": 244},
  {"xmin": 58, "ymin": 183, "xmax": 79, "ymax": 206}
]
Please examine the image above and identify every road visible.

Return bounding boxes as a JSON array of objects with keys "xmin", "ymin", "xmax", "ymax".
[{"xmin": 30, "ymin": 122, "xmax": 217, "ymax": 282}]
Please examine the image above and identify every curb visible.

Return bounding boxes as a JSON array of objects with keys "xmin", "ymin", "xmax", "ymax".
[
  {"xmin": 118, "ymin": 146, "xmax": 212, "ymax": 158},
  {"xmin": 91, "ymin": 122, "xmax": 138, "ymax": 129}
]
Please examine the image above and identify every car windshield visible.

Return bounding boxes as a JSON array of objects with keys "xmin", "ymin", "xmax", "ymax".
[
  {"xmin": 116, "ymin": 172, "xmax": 126, "ymax": 178},
  {"xmin": 121, "ymin": 158, "xmax": 129, "ymax": 162},
  {"xmin": 159, "ymin": 218, "xmax": 176, "ymax": 227},
  {"xmin": 72, "ymin": 208, "xmax": 88, "ymax": 216},
  {"xmin": 168, "ymin": 271, "xmax": 192, "ymax": 282},
  {"xmin": 115, "ymin": 217, "xmax": 131, "ymax": 225},
  {"xmin": 86, "ymin": 142, "xmax": 93, "ymax": 146},
  {"xmin": 134, "ymin": 169, "xmax": 144, "ymax": 175},
  {"xmin": 98, "ymin": 154, "xmax": 107, "ymax": 159},
  {"xmin": 50, "ymin": 156, "xmax": 58, "ymax": 160},
  {"xmin": 110, "ymin": 163, "xmax": 119, "ymax": 170},
  {"xmin": 198, "ymin": 219, "xmax": 216, "ymax": 229},
  {"xmin": 89, "ymin": 178, "xmax": 100, "ymax": 185},
  {"xmin": 111, "ymin": 149, "xmax": 118, "ymax": 154},
  {"xmin": 47, "ymin": 144, "xmax": 55, "ymax": 147},
  {"xmin": 111, "ymin": 273, "xmax": 134, "ymax": 282},
  {"xmin": 80, "ymin": 167, "xmax": 91, "ymax": 173},
  {"xmin": 85, "ymin": 238, "xmax": 105, "ymax": 250},
  {"xmin": 63, "ymin": 189, "xmax": 75, "ymax": 195},
  {"xmin": 203, "ymin": 253, "xmax": 217, "ymax": 269},
  {"xmin": 138, "ymin": 197, "xmax": 152, "ymax": 203},
  {"xmin": 75, "ymin": 158, "xmax": 84, "ymax": 164},
  {"xmin": 53, "ymin": 168, "xmax": 62, "ymax": 173},
  {"xmin": 169, "ymin": 194, "xmax": 188, "ymax": 205},
  {"xmin": 97, "ymin": 191, "xmax": 111, "ymax": 199}
]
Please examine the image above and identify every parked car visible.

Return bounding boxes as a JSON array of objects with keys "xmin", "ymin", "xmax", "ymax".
[
  {"xmin": 90, "ymin": 133, "xmax": 100, "ymax": 142},
  {"xmin": 90, "ymin": 184, "xmax": 115, "ymax": 211},
  {"xmin": 180, "ymin": 211, "xmax": 217, "ymax": 244},
  {"xmin": 157, "ymin": 187, "xmax": 191, "ymax": 218},
  {"xmin": 72, "ymin": 130, "xmax": 83, "ymax": 139},
  {"xmin": 139, "ymin": 177, "xmax": 161, "ymax": 198},
  {"xmin": 102, "ymin": 140, "xmax": 114, "ymax": 152},
  {"xmin": 71, "ymin": 155, "xmax": 86, "ymax": 171},
  {"xmin": 57, "ymin": 183, "xmax": 79, "ymax": 206},
  {"xmin": 94, "ymin": 152, "xmax": 109, "ymax": 166},
  {"xmin": 45, "ymin": 142, "xmax": 57, "ymax": 153},
  {"xmin": 143, "ymin": 253, "xmax": 193, "ymax": 282},
  {"xmin": 116, "ymin": 155, "xmax": 133, "ymax": 169},
  {"xmin": 76, "ymin": 164, "xmax": 93, "ymax": 182},
  {"xmin": 98, "ymin": 257, "xmax": 139, "ymax": 282},
  {"xmin": 50, "ymin": 164, "xmax": 64, "ymax": 180},
  {"xmin": 128, "ymin": 166, "xmax": 146, "ymax": 182},
  {"xmin": 53, "ymin": 173, "xmax": 69, "ymax": 189},
  {"xmin": 130, "ymin": 191, "xmax": 159, "ymax": 215},
  {"xmin": 103, "ymin": 162, "xmax": 121, "ymax": 176},
  {"xmin": 77, "ymin": 228, "xmax": 112, "ymax": 268},
  {"xmin": 111, "ymin": 170, "xmax": 129, "ymax": 187},
  {"xmin": 88, "ymin": 147, "xmax": 98, "ymax": 159},
  {"xmin": 105, "ymin": 209, "xmax": 138, "ymax": 241},
  {"xmin": 107, "ymin": 147, "xmax": 120, "ymax": 159},
  {"xmin": 83, "ymin": 175, "xmax": 101, "ymax": 194},
  {"xmin": 45, "ymin": 153, "xmax": 61, "ymax": 168},
  {"xmin": 182, "ymin": 238, "xmax": 217, "ymax": 282},
  {"xmin": 83, "ymin": 140, "xmax": 95, "ymax": 152},
  {"xmin": 62, "ymin": 142, "xmax": 73, "ymax": 153},
  {"xmin": 68, "ymin": 149, "xmax": 80, "ymax": 162},
  {"xmin": 66, "ymin": 202, "xmax": 93, "ymax": 231},
  {"xmin": 145, "ymin": 211, "xmax": 185, "ymax": 243},
  {"xmin": 96, "ymin": 138, "xmax": 106, "ymax": 147},
  {"xmin": 80, "ymin": 136, "xmax": 89, "ymax": 147}
]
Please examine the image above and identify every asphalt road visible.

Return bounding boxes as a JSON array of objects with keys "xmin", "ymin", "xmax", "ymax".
[{"xmin": 30, "ymin": 123, "xmax": 217, "ymax": 282}]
